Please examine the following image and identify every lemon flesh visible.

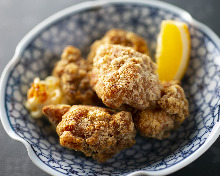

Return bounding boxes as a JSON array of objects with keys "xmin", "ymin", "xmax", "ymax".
[{"xmin": 156, "ymin": 20, "xmax": 191, "ymax": 81}]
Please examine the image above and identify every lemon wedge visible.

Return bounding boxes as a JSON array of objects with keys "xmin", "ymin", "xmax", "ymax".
[{"xmin": 156, "ymin": 20, "xmax": 191, "ymax": 81}]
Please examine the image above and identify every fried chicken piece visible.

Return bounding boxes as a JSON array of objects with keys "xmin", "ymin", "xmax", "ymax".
[
  {"xmin": 87, "ymin": 29, "xmax": 149, "ymax": 65},
  {"xmin": 158, "ymin": 81, "xmax": 189, "ymax": 123},
  {"xmin": 90, "ymin": 44, "xmax": 161, "ymax": 110},
  {"xmin": 42, "ymin": 104, "xmax": 71, "ymax": 126},
  {"xmin": 134, "ymin": 81, "xmax": 189, "ymax": 139},
  {"xmin": 60, "ymin": 63, "xmax": 95, "ymax": 105},
  {"xmin": 134, "ymin": 108, "xmax": 175, "ymax": 139},
  {"xmin": 53, "ymin": 46, "xmax": 87, "ymax": 77},
  {"xmin": 43, "ymin": 105, "xmax": 136, "ymax": 162},
  {"xmin": 52, "ymin": 46, "xmax": 96, "ymax": 105}
]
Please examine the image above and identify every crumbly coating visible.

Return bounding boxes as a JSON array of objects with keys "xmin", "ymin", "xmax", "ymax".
[
  {"xmin": 87, "ymin": 29, "xmax": 149, "ymax": 65},
  {"xmin": 134, "ymin": 81, "xmax": 189, "ymax": 139},
  {"xmin": 160, "ymin": 80, "xmax": 180, "ymax": 89},
  {"xmin": 60, "ymin": 63, "xmax": 95, "ymax": 105},
  {"xmin": 134, "ymin": 108, "xmax": 175, "ymax": 139},
  {"xmin": 158, "ymin": 81, "xmax": 189, "ymax": 123},
  {"xmin": 90, "ymin": 44, "xmax": 161, "ymax": 110},
  {"xmin": 42, "ymin": 104, "xmax": 71, "ymax": 126},
  {"xmin": 53, "ymin": 46, "xmax": 87, "ymax": 77},
  {"xmin": 48, "ymin": 105, "xmax": 136, "ymax": 162},
  {"xmin": 52, "ymin": 46, "xmax": 96, "ymax": 105}
]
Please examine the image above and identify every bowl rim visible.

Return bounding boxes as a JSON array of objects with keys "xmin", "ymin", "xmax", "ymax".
[{"xmin": 1, "ymin": 0, "xmax": 220, "ymax": 175}]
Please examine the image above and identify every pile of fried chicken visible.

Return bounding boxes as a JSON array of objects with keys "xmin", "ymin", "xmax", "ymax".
[{"xmin": 41, "ymin": 29, "xmax": 189, "ymax": 162}]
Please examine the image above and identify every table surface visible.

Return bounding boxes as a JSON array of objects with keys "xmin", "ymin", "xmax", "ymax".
[{"xmin": 1, "ymin": 0, "xmax": 220, "ymax": 175}]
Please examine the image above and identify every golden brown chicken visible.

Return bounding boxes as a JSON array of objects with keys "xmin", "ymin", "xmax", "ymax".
[
  {"xmin": 42, "ymin": 104, "xmax": 136, "ymax": 162},
  {"xmin": 90, "ymin": 44, "xmax": 161, "ymax": 110},
  {"xmin": 53, "ymin": 46, "xmax": 87, "ymax": 77},
  {"xmin": 134, "ymin": 108, "xmax": 176, "ymax": 139},
  {"xmin": 87, "ymin": 29, "xmax": 149, "ymax": 65},
  {"xmin": 42, "ymin": 104, "xmax": 71, "ymax": 126},
  {"xmin": 158, "ymin": 81, "xmax": 189, "ymax": 123},
  {"xmin": 52, "ymin": 46, "xmax": 96, "ymax": 105},
  {"xmin": 134, "ymin": 81, "xmax": 189, "ymax": 139}
]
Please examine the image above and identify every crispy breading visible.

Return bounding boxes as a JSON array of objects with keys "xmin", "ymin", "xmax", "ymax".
[
  {"xmin": 90, "ymin": 44, "xmax": 161, "ymax": 110},
  {"xmin": 53, "ymin": 46, "xmax": 87, "ymax": 77},
  {"xmin": 87, "ymin": 29, "xmax": 149, "ymax": 65},
  {"xmin": 42, "ymin": 105, "xmax": 136, "ymax": 162},
  {"xmin": 134, "ymin": 108, "xmax": 175, "ymax": 139},
  {"xmin": 158, "ymin": 81, "xmax": 189, "ymax": 123},
  {"xmin": 160, "ymin": 80, "xmax": 180, "ymax": 89},
  {"xmin": 52, "ymin": 46, "xmax": 97, "ymax": 105},
  {"xmin": 134, "ymin": 81, "xmax": 189, "ymax": 139},
  {"xmin": 60, "ymin": 63, "xmax": 95, "ymax": 105},
  {"xmin": 42, "ymin": 104, "xmax": 71, "ymax": 126}
]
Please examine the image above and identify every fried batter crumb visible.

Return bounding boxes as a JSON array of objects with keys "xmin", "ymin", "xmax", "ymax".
[
  {"xmin": 158, "ymin": 81, "xmax": 189, "ymax": 123},
  {"xmin": 42, "ymin": 104, "xmax": 71, "ymax": 126},
  {"xmin": 53, "ymin": 46, "xmax": 87, "ymax": 77},
  {"xmin": 134, "ymin": 81, "xmax": 189, "ymax": 139},
  {"xmin": 87, "ymin": 29, "xmax": 149, "ymax": 65},
  {"xmin": 134, "ymin": 108, "xmax": 175, "ymax": 139},
  {"xmin": 52, "ymin": 46, "xmax": 97, "ymax": 105},
  {"xmin": 90, "ymin": 44, "xmax": 161, "ymax": 110},
  {"xmin": 43, "ymin": 105, "xmax": 136, "ymax": 162}
]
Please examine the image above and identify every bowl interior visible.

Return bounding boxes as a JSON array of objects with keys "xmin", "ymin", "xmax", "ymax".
[{"xmin": 4, "ymin": 2, "xmax": 220, "ymax": 175}]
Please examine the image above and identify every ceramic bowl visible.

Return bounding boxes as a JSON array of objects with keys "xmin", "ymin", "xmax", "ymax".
[{"xmin": 1, "ymin": 0, "xmax": 220, "ymax": 175}]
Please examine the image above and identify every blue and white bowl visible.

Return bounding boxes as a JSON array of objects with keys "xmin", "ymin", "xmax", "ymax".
[{"xmin": 1, "ymin": 0, "xmax": 220, "ymax": 175}]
